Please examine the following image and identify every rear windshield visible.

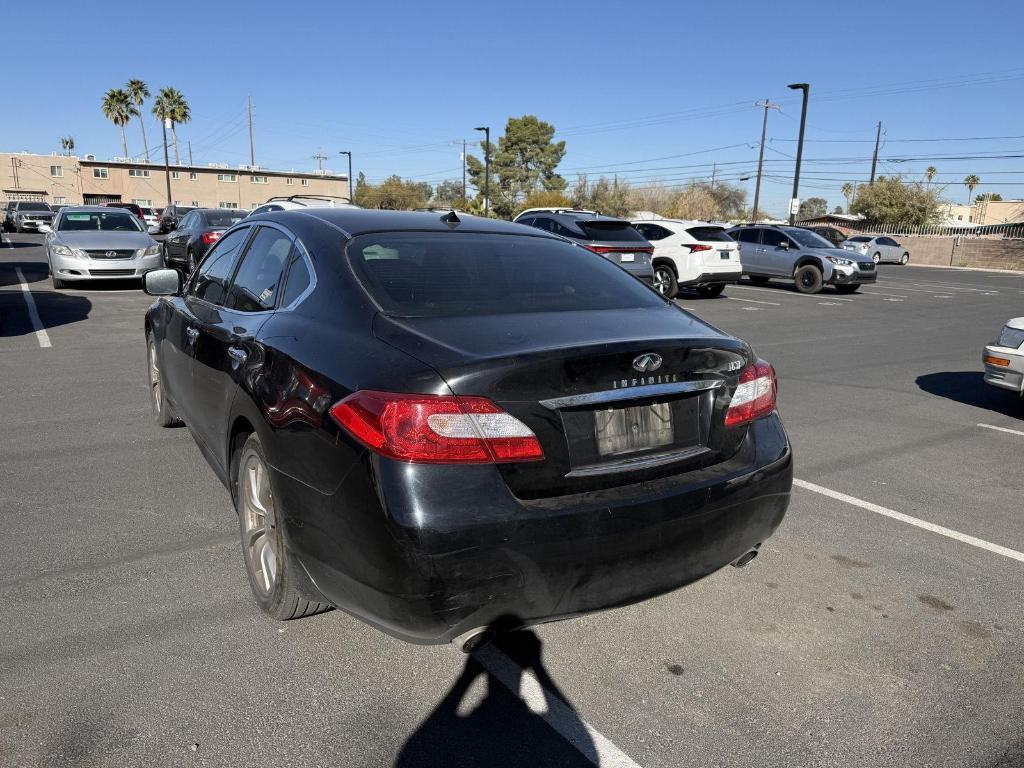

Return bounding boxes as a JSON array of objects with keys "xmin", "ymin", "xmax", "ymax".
[
  {"xmin": 686, "ymin": 226, "xmax": 732, "ymax": 242},
  {"xmin": 347, "ymin": 232, "xmax": 663, "ymax": 318},
  {"xmin": 847, "ymin": 236, "xmax": 871, "ymax": 242},
  {"xmin": 19, "ymin": 202, "xmax": 51, "ymax": 212},
  {"xmin": 577, "ymin": 221, "xmax": 648, "ymax": 243},
  {"xmin": 203, "ymin": 211, "xmax": 248, "ymax": 228},
  {"xmin": 57, "ymin": 211, "xmax": 143, "ymax": 232}
]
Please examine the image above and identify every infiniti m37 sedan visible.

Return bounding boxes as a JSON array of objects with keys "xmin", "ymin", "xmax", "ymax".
[{"xmin": 143, "ymin": 209, "xmax": 792, "ymax": 648}]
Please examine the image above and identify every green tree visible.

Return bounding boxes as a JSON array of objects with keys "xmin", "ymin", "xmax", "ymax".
[
  {"xmin": 833, "ymin": 205, "xmax": 844, "ymax": 214},
  {"xmin": 153, "ymin": 87, "xmax": 191, "ymax": 165},
  {"xmin": 963, "ymin": 174, "xmax": 980, "ymax": 204},
  {"xmin": 60, "ymin": 136, "xmax": 75, "ymax": 156},
  {"xmin": 841, "ymin": 182, "xmax": 855, "ymax": 211},
  {"xmin": 849, "ymin": 176, "xmax": 942, "ymax": 225},
  {"xmin": 433, "ymin": 179, "xmax": 466, "ymax": 206},
  {"xmin": 797, "ymin": 197, "xmax": 828, "ymax": 220},
  {"xmin": 126, "ymin": 79, "xmax": 150, "ymax": 161},
  {"xmin": 570, "ymin": 175, "xmax": 631, "ymax": 217},
  {"xmin": 466, "ymin": 115, "xmax": 566, "ymax": 218},
  {"xmin": 517, "ymin": 189, "xmax": 573, "ymax": 215},
  {"xmin": 976, "ymin": 192, "xmax": 1003, "ymax": 202},
  {"xmin": 924, "ymin": 166, "xmax": 937, "ymax": 186},
  {"xmin": 102, "ymin": 88, "xmax": 138, "ymax": 159},
  {"xmin": 355, "ymin": 175, "xmax": 432, "ymax": 210}
]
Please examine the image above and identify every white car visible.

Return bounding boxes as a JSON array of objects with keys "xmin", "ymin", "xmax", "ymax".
[
  {"xmin": 983, "ymin": 318, "xmax": 1024, "ymax": 397},
  {"xmin": 630, "ymin": 218, "xmax": 742, "ymax": 298},
  {"xmin": 248, "ymin": 195, "xmax": 358, "ymax": 217},
  {"xmin": 141, "ymin": 207, "xmax": 160, "ymax": 233}
]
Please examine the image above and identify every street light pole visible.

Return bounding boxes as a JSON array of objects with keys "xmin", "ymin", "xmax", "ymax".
[
  {"xmin": 752, "ymin": 99, "xmax": 779, "ymax": 223},
  {"xmin": 161, "ymin": 118, "xmax": 173, "ymax": 208},
  {"xmin": 787, "ymin": 82, "xmax": 810, "ymax": 225},
  {"xmin": 474, "ymin": 126, "xmax": 490, "ymax": 217},
  {"xmin": 338, "ymin": 151, "xmax": 352, "ymax": 202}
]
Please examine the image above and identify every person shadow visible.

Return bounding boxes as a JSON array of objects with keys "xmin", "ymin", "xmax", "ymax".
[{"xmin": 395, "ymin": 630, "xmax": 598, "ymax": 767}]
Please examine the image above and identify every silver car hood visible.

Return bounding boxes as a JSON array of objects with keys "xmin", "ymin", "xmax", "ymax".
[{"xmin": 53, "ymin": 231, "xmax": 156, "ymax": 249}]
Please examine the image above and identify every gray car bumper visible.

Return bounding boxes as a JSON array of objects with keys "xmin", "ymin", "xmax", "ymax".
[{"xmin": 50, "ymin": 253, "xmax": 164, "ymax": 281}]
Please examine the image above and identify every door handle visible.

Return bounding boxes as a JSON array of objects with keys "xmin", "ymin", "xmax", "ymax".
[
  {"xmin": 185, "ymin": 327, "xmax": 199, "ymax": 340},
  {"xmin": 228, "ymin": 346, "xmax": 248, "ymax": 368}
]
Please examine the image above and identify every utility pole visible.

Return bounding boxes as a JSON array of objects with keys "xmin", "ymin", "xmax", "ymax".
[
  {"xmin": 247, "ymin": 95, "xmax": 255, "ymax": 168},
  {"xmin": 474, "ymin": 126, "xmax": 490, "ymax": 216},
  {"xmin": 338, "ymin": 151, "xmax": 352, "ymax": 201},
  {"xmin": 462, "ymin": 139, "xmax": 467, "ymax": 200},
  {"xmin": 188, "ymin": 140, "xmax": 193, "ymax": 166},
  {"xmin": 787, "ymin": 82, "xmax": 810, "ymax": 225},
  {"xmin": 161, "ymin": 118, "xmax": 173, "ymax": 208},
  {"xmin": 752, "ymin": 99, "xmax": 780, "ymax": 223},
  {"xmin": 312, "ymin": 148, "xmax": 327, "ymax": 172},
  {"xmin": 869, "ymin": 121, "xmax": 882, "ymax": 184},
  {"xmin": 709, "ymin": 163, "xmax": 717, "ymax": 192}
]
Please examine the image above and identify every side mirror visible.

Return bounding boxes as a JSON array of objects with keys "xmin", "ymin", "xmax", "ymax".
[
  {"xmin": 778, "ymin": 240, "xmax": 790, "ymax": 250},
  {"xmin": 143, "ymin": 268, "xmax": 182, "ymax": 296},
  {"xmin": 38, "ymin": 224, "xmax": 52, "ymax": 234}
]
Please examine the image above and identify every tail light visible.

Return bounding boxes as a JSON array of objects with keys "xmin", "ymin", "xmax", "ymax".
[
  {"xmin": 725, "ymin": 361, "xmax": 778, "ymax": 427},
  {"xmin": 585, "ymin": 245, "xmax": 654, "ymax": 255},
  {"xmin": 329, "ymin": 390, "xmax": 545, "ymax": 464},
  {"xmin": 687, "ymin": 244, "xmax": 713, "ymax": 253},
  {"xmin": 200, "ymin": 231, "xmax": 222, "ymax": 245}
]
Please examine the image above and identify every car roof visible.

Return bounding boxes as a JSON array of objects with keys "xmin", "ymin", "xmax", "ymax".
[
  {"xmin": 56, "ymin": 205, "xmax": 125, "ymax": 212},
  {"xmin": 631, "ymin": 218, "xmax": 723, "ymax": 228},
  {"xmin": 255, "ymin": 208, "xmax": 564, "ymax": 238}
]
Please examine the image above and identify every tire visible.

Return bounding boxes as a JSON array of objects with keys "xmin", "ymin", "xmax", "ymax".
[
  {"xmin": 234, "ymin": 433, "xmax": 332, "ymax": 621},
  {"xmin": 146, "ymin": 333, "xmax": 180, "ymax": 427},
  {"xmin": 652, "ymin": 264, "xmax": 679, "ymax": 299},
  {"xmin": 872, "ymin": 252, "xmax": 881, "ymax": 264},
  {"xmin": 900, "ymin": 252, "xmax": 909, "ymax": 265},
  {"xmin": 748, "ymin": 275, "xmax": 770, "ymax": 286},
  {"xmin": 834, "ymin": 284, "xmax": 859, "ymax": 294},
  {"xmin": 696, "ymin": 283, "xmax": 726, "ymax": 298},
  {"xmin": 185, "ymin": 248, "xmax": 197, "ymax": 275},
  {"xmin": 51, "ymin": 275, "xmax": 65, "ymax": 289},
  {"xmin": 794, "ymin": 264, "xmax": 824, "ymax": 294}
]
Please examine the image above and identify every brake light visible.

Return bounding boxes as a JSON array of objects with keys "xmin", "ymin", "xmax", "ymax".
[
  {"xmin": 329, "ymin": 391, "xmax": 545, "ymax": 464},
  {"xmin": 201, "ymin": 231, "xmax": 222, "ymax": 244},
  {"xmin": 584, "ymin": 245, "xmax": 654, "ymax": 255},
  {"xmin": 687, "ymin": 244, "xmax": 713, "ymax": 252},
  {"xmin": 724, "ymin": 361, "xmax": 777, "ymax": 427}
]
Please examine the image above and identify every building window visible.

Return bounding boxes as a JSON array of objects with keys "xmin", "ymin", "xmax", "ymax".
[
  {"xmin": 301, "ymin": 178, "xmax": 309, "ymax": 187},
  {"xmin": 174, "ymin": 200, "xmax": 182, "ymax": 205},
  {"xmin": 189, "ymin": 171, "xmax": 197, "ymax": 180},
  {"xmin": 128, "ymin": 169, "xmax": 150, "ymax": 178},
  {"xmin": 93, "ymin": 168, "xmax": 109, "ymax": 179},
  {"xmin": 171, "ymin": 171, "xmax": 181, "ymax": 179},
  {"xmin": 286, "ymin": 177, "xmax": 294, "ymax": 186},
  {"xmin": 54, "ymin": 196, "xmax": 67, "ymax": 205},
  {"xmin": 218, "ymin": 174, "xmax": 237, "ymax": 183},
  {"xmin": 191, "ymin": 200, "xmax": 200, "ymax": 206},
  {"xmin": 219, "ymin": 202, "xmax": 239, "ymax": 209},
  {"xmin": 50, "ymin": 165, "xmax": 64, "ymax": 178},
  {"xmin": 251, "ymin": 175, "xmax": 268, "ymax": 184},
  {"xmin": 132, "ymin": 199, "xmax": 152, "ymax": 206}
]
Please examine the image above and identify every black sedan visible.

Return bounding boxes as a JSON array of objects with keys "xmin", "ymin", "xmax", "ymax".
[
  {"xmin": 142, "ymin": 209, "xmax": 792, "ymax": 649},
  {"xmin": 162, "ymin": 208, "xmax": 249, "ymax": 273}
]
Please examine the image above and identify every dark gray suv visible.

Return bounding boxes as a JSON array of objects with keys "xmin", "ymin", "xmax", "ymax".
[
  {"xmin": 727, "ymin": 224, "xmax": 877, "ymax": 294},
  {"xmin": 513, "ymin": 208, "xmax": 654, "ymax": 283}
]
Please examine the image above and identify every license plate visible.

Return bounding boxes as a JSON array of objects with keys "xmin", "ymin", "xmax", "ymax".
[
  {"xmin": 595, "ymin": 402, "xmax": 673, "ymax": 457},
  {"xmin": 619, "ymin": 253, "xmax": 635, "ymax": 263},
  {"xmin": 720, "ymin": 250, "xmax": 732, "ymax": 259}
]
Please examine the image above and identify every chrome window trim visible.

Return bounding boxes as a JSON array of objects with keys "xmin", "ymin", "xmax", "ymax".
[
  {"xmin": 539, "ymin": 379, "xmax": 723, "ymax": 410},
  {"xmin": 278, "ymin": 238, "xmax": 317, "ymax": 312}
]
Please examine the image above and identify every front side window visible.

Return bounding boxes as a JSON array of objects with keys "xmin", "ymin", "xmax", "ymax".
[
  {"xmin": 786, "ymin": 229, "xmax": 832, "ymax": 248},
  {"xmin": 225, "ymin": 227, "xmax": 293, "ymax": 312},
  {"xmin": 188, "ymin": 227, "xmax": 250, "ymax": 305},
  {"xmin": 761, "ymin": 230, "xmax": 790, "ymax": 248},
  {"xmin": 57, "ymin": 211, "xmax": 143, "ymax": 232}
]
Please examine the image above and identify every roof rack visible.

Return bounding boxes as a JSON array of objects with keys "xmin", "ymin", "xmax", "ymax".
[{"xmin": 265, "ymin": 194, "xmax": 353, "ymax": 205}]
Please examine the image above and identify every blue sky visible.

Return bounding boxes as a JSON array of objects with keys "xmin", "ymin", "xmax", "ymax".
[{"xmin": 6, "ymin": 0, "xmax": 1024, "ymax": 217}]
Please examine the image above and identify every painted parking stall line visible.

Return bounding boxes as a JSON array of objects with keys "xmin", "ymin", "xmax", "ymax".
[
  {"xmin": 15, "ymin": 267, "xmax": 51, "ymax": 349},
  {"xmin": 978, "ymin": 423, "xmax": 1024, "ymax": 438},
  {"xmin": 733, "ymin": 285, "xmax": 853, "ymax": 302},
  {"xmin": 794, "ymin": 478, "xmax": 1024, "ymax": 564},
  {"xmin": 475, "ymin": 645, "xmax": 643, "ymax": 768},
  {"xmin": 725, "ymin": 296, "xmax": 779, "ymax": 306}
]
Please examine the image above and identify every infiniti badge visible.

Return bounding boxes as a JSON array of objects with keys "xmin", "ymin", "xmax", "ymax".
[{"xmin": 632, "ymin": 353, "xmax": 662, "ymax": 373}]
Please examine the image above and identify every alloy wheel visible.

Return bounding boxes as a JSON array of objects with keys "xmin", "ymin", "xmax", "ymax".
[
  {"xmin": 241, "ymin": 452, "xmax": 278, "ymax": 596},
  {"xmin": 653, "ymin": 268, "xmax": 671, "ymax": 295}
]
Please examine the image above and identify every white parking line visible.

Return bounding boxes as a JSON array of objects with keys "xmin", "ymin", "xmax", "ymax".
[
  {"xmin": 475, "ymin": 645, "xmax": 642, "ymax": 768},
  {"xmin": 794, "ymin": 478, "xmax": 1024, "ymax": 564},
  {"xmin": 734, "ymin": 285, "xmax": 853, "ymax": 302},
  {"xmin": 978, "ymin": 423, "xmax": 1024, "ymax": 437},
  {"xmin": 725, "ymin": 296, "xmax": 779, "ymax": 306},
  {"xmin": 858, "ymin": 289, "xmax": 909, "ymax": 298},
  {"xmin": 15, "ymin": 267, "xmax": 51, "ymax": 348}
]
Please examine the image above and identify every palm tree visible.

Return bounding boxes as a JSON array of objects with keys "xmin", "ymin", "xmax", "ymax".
[
  {"xmin": 924, "ymin": 166, "xmax": 937, "ymax": 187},
  {"xmin": 963, "ymin": 174, "xmax": 980, "ymax": 204},
  {"xmin": 126, "ymin": 79, "xmax": 151, "ymax": 161},
  {"xmin": 60, "ymin": 136, "xmax": 75, "ymax": 156},
  {"xmin": 153, "ymin": 87, "xmax": 191, "ymax": 165},
  {"xmin": 841, "ymin": 182, "xmax": 854, "ymax": 212},
  {"xmin": 101, "ymin": 88, "xmax": 138, "ymax": 159}
]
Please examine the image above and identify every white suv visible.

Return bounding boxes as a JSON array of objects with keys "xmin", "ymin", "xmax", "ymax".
[
  {"xmin": 248, "ymin": 195, "xmax": 358, "ymax": 217},
  {"xmin": 630, "ymin": 217, "xmax": 742, "ymax": 298}
]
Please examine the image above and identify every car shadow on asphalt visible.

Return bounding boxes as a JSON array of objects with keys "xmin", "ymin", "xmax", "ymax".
[
  {"xmin": 0, "ymin": 289, "xmax": 91, "ymax": 337},
  {"xmin": 0, "ymin": 239, "xmax": 40, "ymax": 248},
  {"xmin": 394, "ymin": 630, "xmax": 596, "ymax": 767},
  {"xmin": 0, "ymin": 262, "xmax": 49, "ymax": 287},
  {"xmin": 916, "ymin": 371, "xmax": 1023, "ymax": 418}
]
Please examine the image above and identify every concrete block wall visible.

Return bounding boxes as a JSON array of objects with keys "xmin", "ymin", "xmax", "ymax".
[{"xmin": 897, "ymin": 236, "xmax": 1024, "ymax": 270}]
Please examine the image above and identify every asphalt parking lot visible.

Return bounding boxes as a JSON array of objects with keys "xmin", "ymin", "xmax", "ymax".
[{"xmin": 1, "ymin": 232, "xmax": 1022, "ymax": 768}]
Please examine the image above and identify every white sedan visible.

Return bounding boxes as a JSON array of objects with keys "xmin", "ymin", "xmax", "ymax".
[
  {"xmin": 983, "ymin": 318, "xmax": 1024, "ymax": 396},
  {"xmin": 630, "ymin": 218, "xmax": 742, "ymax": 299}
]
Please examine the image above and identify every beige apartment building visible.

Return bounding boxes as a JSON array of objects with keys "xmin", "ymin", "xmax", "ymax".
[
  {"xmin": 942, "ymin": 199, "xmax": 1024, "ymax": 226},
  {"xmin": 0, "ymin": 152, "xmax": 348, "ymax": 210}
]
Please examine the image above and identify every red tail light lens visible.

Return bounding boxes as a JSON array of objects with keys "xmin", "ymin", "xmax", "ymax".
[
  {"xmin": 687, "ymin": 244, "xmax": 713, "ymax": 252},
  {"xmin": 724, "ymin": 361, "xmax": 777, "ymax": 427},
  {"xmin": 200, "ymin": 231, "xmax": 222, "ymax": 245},
  {"xmin": 329, "ymin": 391, "xmax": 545, "ymax": 464},
  {"xmin": 584, "ymin": 245, "xmax": 654, "ymax": 255}
]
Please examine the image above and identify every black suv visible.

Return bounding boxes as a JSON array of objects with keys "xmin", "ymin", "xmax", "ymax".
[
  {"xmin": 157, "ymin": 204, "xmax": 197, "ymax": 234},
  {"xmin": 513, "ymin": 208, "xmax": 654, "ymax": 283},
  {"xmin": 727, "ymin": 224, "xmax": 876, "ymax": 294}
]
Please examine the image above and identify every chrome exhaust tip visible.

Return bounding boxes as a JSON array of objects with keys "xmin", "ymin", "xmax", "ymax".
[{"xmin": 731, "ymin": 548, "xmax": 759, "ymax": 568}]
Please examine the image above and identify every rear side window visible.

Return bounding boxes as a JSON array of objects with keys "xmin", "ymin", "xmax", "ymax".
[
  {"xmin": 189, "ymin": 227, "xmax": 250, "ymax": 305},
  {"xmin": 281, "ymin": 252, "xmax": 312, "ymax": 307},
  {"xmin": 848, "ymin": 236, "xmax": 871, "ymax": 242},
  {"xmin": 226, "ymin": 227, "xmax": 293, "ymax": 312},
  {"xmin": 686, "ymin": 226, "xmax": 732, "ymax": 242},
  {"xmin": 578, "ymin": 221, "xmax": 647, "ymax": 243},
  {"xmin": 636, "ymin": 223, "xmax": 673, "ymax": 241},
  {"xmin": 735, "ymin": 228, "xmax": 760, "ymax": 244},
  {"xmin": 346, "ymin": 232, "xmax": 663, "ymax": 318}
]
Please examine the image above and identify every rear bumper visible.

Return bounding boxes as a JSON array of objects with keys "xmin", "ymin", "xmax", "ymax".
[
  {"xmin": 680, "ymin": 269, "xmax": 743, "ymax": 287},
  {"xmin": 983, "ymin": 345, "xmax": 1024, "ymax": 393},
  {"xmin": 287, "ymin": 413, "xmax": 793, "ymax": 644}
]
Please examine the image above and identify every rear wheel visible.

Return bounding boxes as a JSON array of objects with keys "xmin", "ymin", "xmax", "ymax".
[
  {"xmin": 652, "ymin": 265, "xmax": 679, "ymax": 299},
  {"xmin": 794, "ymin": 264, "xmax": 823, "ymax": 294},
  {"xmin": 235, "ymin": 433, "xmax": 332, "ymax": 621},
  {"xmin": 147, "ymin": 333, "xmax": 180, "ymax": 427},
  {"xmin": 900, "ymin": 252, "xmax": 909, "ymax": 265},
  {"xmin": 747, "ymin": 275, "xmax": 770, "ymax": 286},
  {"xmin": 696, "ymin": 283, "xmax": 726, "ymax": 298},
  {"xmin": 834, "ymin": 284, "xmax": 859, "ymax": 294}
]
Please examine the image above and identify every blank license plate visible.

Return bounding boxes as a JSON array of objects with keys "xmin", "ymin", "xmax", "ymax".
[
  {"xmin": 720, "ymin": 250, "xmax": 732, "ymax": 259},
  {"xmin": 595, "ymin": 402, "xmax": 673, "ymax": 457},
  {"xmin": 619, "ymin": 253, "xmax": 635, "ymax": 263}
]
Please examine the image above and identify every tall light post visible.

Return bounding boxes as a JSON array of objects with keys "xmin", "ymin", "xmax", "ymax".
[
  {"xmin": 161, "ymin": 117, "xmax": 173, "ymax": 208},
  {"xmin": 338, "ymin": 151, "xmax": 353, "ymax": 202},
  {"xmin": 474, "ymin": 126, "xmax": 490, "ymax": 217},
  {"xmin": 787, "ymin": 82, "xmax": 810, "ymax": 224}
]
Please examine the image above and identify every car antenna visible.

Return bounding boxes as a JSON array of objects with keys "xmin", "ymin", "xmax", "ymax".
[{"xmin": 440, "ymin": 210, "xmax": 460, "ymax": 227}]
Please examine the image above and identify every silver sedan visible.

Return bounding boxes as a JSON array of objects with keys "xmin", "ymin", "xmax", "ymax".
[
  {"xmin": 40, "ymin": 206, "xmax": 163, "ymax": 289},
  {"xmin": 841, "ymin": 235, "xmax": 910, "ymax": 264}
]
